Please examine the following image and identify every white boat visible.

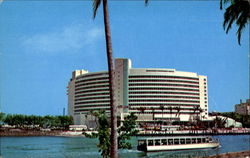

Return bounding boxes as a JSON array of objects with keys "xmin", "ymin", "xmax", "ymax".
[{"xmin": 137, "ymin": 136, "xmax": 220, "ymax": 152}]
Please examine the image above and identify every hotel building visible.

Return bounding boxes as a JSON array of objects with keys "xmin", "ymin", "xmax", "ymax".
[{"xmin": 67, "ymin": 58, "xmax": 208, "ymax": 125}]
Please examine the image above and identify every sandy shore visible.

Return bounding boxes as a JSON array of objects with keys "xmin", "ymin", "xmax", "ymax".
[
  {"xmin": 0, "ymin": 130, "xmax": 63, "ymax": 137},
  {"xmin": 0, "ymin": 128, "xmax": 88, "ymax": 137}
]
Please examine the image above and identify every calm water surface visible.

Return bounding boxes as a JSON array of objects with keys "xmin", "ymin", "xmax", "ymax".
[{"xmin": 1, "ymin": 135, "xmax": 250, "ymax": 158}]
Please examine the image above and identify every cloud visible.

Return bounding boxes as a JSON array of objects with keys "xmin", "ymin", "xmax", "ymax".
[{"xmin": 22, "ymin": 23, "xmax": 103, "ymax": 53}]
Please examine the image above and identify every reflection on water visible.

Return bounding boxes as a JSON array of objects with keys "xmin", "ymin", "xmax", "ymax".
[
  {"xmin": 1, "ymin": 135, "xmax": 249, "ymax": 158},
  {"xmin": 142, "ymin": 149, "xmax": 217, "ymax": 158},
  {"xmin": 119, "ymin": 148, "xmax": 220, "ymax": 158}
]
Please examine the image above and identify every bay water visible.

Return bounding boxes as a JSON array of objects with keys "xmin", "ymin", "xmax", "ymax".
[{"xmin": 1, "ymin": 135, "xmax": 250, "ymax": 158}]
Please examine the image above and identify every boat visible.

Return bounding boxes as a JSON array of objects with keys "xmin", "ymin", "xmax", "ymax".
[{"xmin": 137, "ymin": 136, "xmax": 220, "ymax": 152}]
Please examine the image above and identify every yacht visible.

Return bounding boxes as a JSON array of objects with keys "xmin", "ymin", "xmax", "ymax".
[{"xmin": 137, "ymin": 136, "xmax": 220, "ymax": 152}]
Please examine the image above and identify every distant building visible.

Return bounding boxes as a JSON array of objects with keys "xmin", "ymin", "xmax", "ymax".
[
  {"xmin": 69, "ymin": 125, "xmax": 87, "ymax": 131},
  {"xmin": 235, "ymin": 99, "xmax": 250, "ymax": 115},
  {"xmin": 212, "ymin": 116, "xmax": 242, "ymax": 128},
  {"xmin": 67, "ymin": 58, "xmax": 209, "ymax": 125}
]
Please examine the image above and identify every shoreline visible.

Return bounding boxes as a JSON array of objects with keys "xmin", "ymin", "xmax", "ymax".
[
  {"xmin": 205, "ymin": 150, "xmax": 250, "ymax": 158},
  {"xmin": 1, "ymin": 127, "xmax": 250, "ymax": 137},
  {"xmin": 1, "ymin": 131, "xmax": 250, "ymax": 137},
  {"xmin": 0, "ymin": 128, "xmax": 87, "ymax": 137},
  {"xmin": 136, "ymin": 132, "xmax": 250, "ymax": 137},
  {"xmin": 0, "ymin": 130, "xmax": 63, "ymax": 137}
]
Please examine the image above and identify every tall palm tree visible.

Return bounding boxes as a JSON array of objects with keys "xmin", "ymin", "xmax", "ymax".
[
  {"xmin": 166, "ymin": 106, "xmax": 173, "ymax": 123},
  {"xmin": 192, "ymin": 106, "xmax": 200, "ymax": 121},
  {"xmin": 138, "ymin": 106, "xmax": 146, "ymax": 122},
  {"xmin": 174, "ymin": 106, "xmax": 181, "ymax": 118},
  {"xmin": 92, "ymin": 1, "xmax": 148, "ymax": 157},
  {"xmin": 220, "ymin": 0, "xmax": 250, "ymax": 45},
  {"xmin": 92, "ymin": 0, "xmax": 117, "ymax": 157},
  {"xmin": 159, "ymin": 105, "xmax": 165, "ymax": 121},
  {"xmin": 150, "ymin": 107, "xmax": 156, "ymax": 130}
]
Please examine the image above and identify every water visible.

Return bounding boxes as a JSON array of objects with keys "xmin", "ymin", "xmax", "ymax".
[{"xmin": 1, "ymin": 135, "xmax": 250, "ymax": 158}]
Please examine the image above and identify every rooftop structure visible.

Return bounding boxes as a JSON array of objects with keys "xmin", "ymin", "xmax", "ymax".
[{"xmin": 235, "ymin": 99, "xmax": 250, "ymax": 115}]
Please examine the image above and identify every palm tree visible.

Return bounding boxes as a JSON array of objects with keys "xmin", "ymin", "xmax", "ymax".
[
  {"xmin": 192, "ymin": 106, "xmax": 200, "ymax": 121},
  {"xmin": 138, "ymin": 106, "xmax": 146, "ymax": 121},
  {"xmin": 166, "ymin": 106, "xmax": 173, "ymax": 123},
  {"xmin": 90, "ymin": 110, "xmax": 100, "ymax": 129},
  {"xmin": 150, "ymin": 107, "xmax": 156, "ymax": 130},
  {"xmin": 92, "ymin": 0, "xmax": 117, "ymax": 157},
  {"xmin": 174, "ymin": 106, "xmax": 181, "ymax": 118},
  {"xmin": 159, "ymin": 105, "xmax": 165, "ymax": 121},
  {"xmin": 92, "ymin": 1, "xmax": 149, "ymax": 157},
  {"xmin": 220, "ymin": 0, "xmax": 250, "ymax": 45},
  {"xmin": 193, "ymin": 106, "xmax": 205, "ymax": 128}
]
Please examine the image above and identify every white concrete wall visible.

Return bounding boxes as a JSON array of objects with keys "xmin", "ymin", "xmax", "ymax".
[{"xmin": 199, "ymin": 76, "xmax": 208, "ymax": 119}]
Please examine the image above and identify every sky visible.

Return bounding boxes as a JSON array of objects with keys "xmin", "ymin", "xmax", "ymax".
[{"xmin": 0, "ymin": 0, "xmax": 249, "ymax": 116}]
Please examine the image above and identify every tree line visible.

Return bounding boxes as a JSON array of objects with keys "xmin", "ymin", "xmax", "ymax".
[
  {"xmin": 220, "ymin": 112, "xmax": 250, "ymax": 128},
  {"xmin": 84, "ymin": 111, "xmax": 138, "ymax": 158},
  {"xmin": 0, "ymin": 113, "xmax": 73, "ymax": 129}
]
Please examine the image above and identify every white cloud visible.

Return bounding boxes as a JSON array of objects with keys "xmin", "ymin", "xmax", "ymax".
[{"xmin": 22, "ymin": 23, "xmax": 103, "ymax": 53}]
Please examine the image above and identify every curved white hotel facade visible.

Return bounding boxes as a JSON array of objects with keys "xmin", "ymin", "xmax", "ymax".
[{"xmin": 68, "ymin": 58, "xmax": 208, "ymax": 125}]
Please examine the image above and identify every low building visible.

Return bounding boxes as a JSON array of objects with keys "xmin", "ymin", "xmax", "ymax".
[
  {"xmin": 218, "ymin": 116, "xmax": 242, "ymax": 128},
  {"xmin": 235, "ymin": 99, "xmax": 250, "ymax": 115},
  {"xmin": 69, "ymin": 125, "xmax": 87, "ymax": 131}
]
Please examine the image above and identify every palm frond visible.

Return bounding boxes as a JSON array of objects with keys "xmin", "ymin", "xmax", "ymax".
[
  {"xmin": 220, "ymin": 0, "xmax": 232, "ymax": 9},
  {"xmin": 236, "ymin": 8, "xmax": 249, "ymax": 45},
  {"xmin": 222, "ymin": 0, "xmax": 250, "ymax": 45},
  {"xmin": 220, "ymin": 0, "xmax": 223, "ymax": 9},
  {"xmin": 93, "ymin": 0, "xmax": 101, "ymax": 19},
  {"xmin": 223, "ymin": 4, "xmax": 239, "ymax": 33}
]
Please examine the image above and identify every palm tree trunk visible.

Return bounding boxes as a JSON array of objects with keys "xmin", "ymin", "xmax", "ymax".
[{"xmin": 102, "ymin": 0, "xmax": 118, "ymax": 157}]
